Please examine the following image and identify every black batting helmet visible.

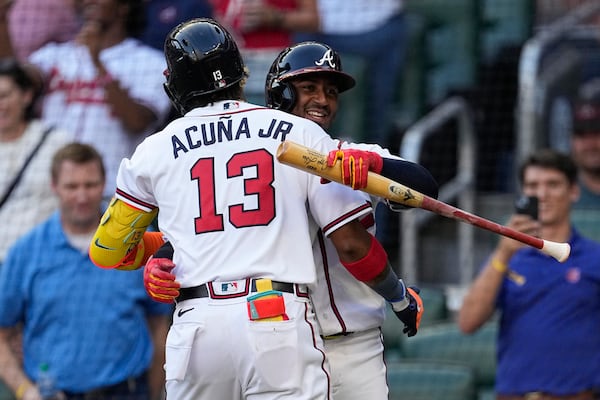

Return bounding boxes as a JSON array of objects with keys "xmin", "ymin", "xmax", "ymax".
[
  {"xmin": 265, "ymin": 41, "xmax": 356, "ymax": 112},
  {"xmin": 163, "ymin": 18, "xmax": 246, "ymax": 114}
]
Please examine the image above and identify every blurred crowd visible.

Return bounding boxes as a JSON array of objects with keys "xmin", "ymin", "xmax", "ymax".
[{"xmin": 0, "ymin": 0, "xmax": 600, "ymax": 399}]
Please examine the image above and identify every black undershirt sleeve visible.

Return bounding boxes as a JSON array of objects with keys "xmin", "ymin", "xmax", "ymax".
[
  {"xmin": 380, "ymin": 158, "xmax": 439, "ymax": 206},
  {"xmin": 154, "ymin": 240, "xmax": 174, "ymax": 259}
]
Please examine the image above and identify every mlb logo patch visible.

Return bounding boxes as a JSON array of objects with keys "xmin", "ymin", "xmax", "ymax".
[
  {"xmin": 212, "ymin": 280, "xmax": 247, "ymax": 296},
  {"xmin": 224, "ymin": 101, "xmax": 240, "ymax": 110},
  {"xmin": 221, "ymin": 282, "xmax": 238, "ymax": 292}
]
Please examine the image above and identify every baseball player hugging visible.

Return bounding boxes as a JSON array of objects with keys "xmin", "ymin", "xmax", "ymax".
[{"xmin": 89, "ymin": 18, "xmax": 427, "ymax": 400}]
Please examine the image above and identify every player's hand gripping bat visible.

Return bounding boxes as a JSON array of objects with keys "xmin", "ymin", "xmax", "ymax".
[{"xmin": 276, "ymin": 141, "xmax": 571, "ymax": 262}]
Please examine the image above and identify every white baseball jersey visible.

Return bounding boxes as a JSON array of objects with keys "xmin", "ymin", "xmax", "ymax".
[
  {"xmin": 310, "ymin": 141, "xmax": 395, "ymax": 335},
  {"xmin": 29, "ymin": 39, "xmax": 172, "ymax": 197},
  {"xmin": 116, "ymin": 101, "xmax": 372, "ymax": 288},
  {"xmin": 309, "ymin": 141, "xmax": 398, "ymax": 400}
]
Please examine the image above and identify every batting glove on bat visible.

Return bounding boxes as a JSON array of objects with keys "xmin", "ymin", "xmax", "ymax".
[
  {"xmin": 144, "ymin": 257, "xmax": 180, "ymax": 304},
  {"xmin": 325, "ymin": 149, "xmax": 384, "ymax": 190},
  {"xmin": 391, "ymin": 286, "xmax": 423, "ymax": 337}
]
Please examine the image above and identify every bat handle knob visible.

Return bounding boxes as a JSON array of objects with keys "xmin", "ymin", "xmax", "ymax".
[{"xmin": 541, "ymin": 240, "xmax": 571, "ymax": 262}]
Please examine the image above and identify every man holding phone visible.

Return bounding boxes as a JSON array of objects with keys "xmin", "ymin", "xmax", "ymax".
[
  {"xmin": 458, "ymin": 148, "xmax": 600, "ymax": 400},
  {"xmin": 514, "ymin": 194, "xmax": 538, "ymax": 220}
]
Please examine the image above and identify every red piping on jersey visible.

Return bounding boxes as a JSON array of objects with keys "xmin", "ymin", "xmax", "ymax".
[
  {"xmin": 322, "ymin": 201, "xmax": 372, "ymax": 233},
  {"xmin": 199, "ymin": 106, "xmax": 268, "ymax": 117},
  {"xmin": 317, "ymin": 229, "xmax": 348, "ymax": 335},
  {"xmin": 115, "ymin": 188, "xmax": 158, "ymax": 211},
  {"xmin": 360, "ymin": 213, "xmax": 375, "ymax": 230},
  {"xmin": 317, "ymin": 212, "xmax": 374, "ymax": 335},
  {"xmin": 303, "ymin": 298, "xmax": 332, "ymax": 399}
]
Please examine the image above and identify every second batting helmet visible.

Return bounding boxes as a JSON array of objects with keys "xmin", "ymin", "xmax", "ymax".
[
  {"xmin": 265, "ymin": 41, "xmax": 356, "ymax": 112},
  {"xmin": 163, "ymin": 18, "xmax": 246, "ymax": 114}
]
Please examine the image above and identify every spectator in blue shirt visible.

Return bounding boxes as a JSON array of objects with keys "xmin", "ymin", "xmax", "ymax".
[
  {"xmin": 458, "ymin": 148, "xmax": 600, "ymax": 399},
  {"xmin": 0, "ymin": 143, "xmax": 172, "ymax": 400}
]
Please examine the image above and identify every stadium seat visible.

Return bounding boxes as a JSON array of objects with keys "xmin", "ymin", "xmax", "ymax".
[
  {"xmin": 381, "ymin": 286, "xmax": 449, "ymax": 360},
  {"xmin": 405, "ymin": 0, "xmax": 480, "ymax": 104},
  {"xmin": 327, "ymin": 54, "xmax": 367, "ymax": 142},
  {"xmin": 479, "ymin": 387, "xmax": 496, "ymax": 400},
  {"xmin": 381, "ymin": 305, "xmax": 405, "ymax": 361},
  {"xmin": 394, "ymin": 12, "xmax": 429, "ymax": 129},
  {"xmin": 401, "ymin": 320, "xmax": 498, "ymax": 389},
  {"xmin": 479, "ymin": 0, "xmax": 534, "ymax": 63},
  {"xmin": 418, "ymin": 286, "xmax": 448, "ymax": 324},
  {"xmin": 387, "ymin": 360, "xmax": 476, "ymax": 400},
  {"xmin": 571, "ymin": 208, "xmax": 600, "ymax": 242}
]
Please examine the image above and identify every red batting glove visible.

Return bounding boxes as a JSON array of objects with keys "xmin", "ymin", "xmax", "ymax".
[
  {"xmin": 144, "ymin": 257, "xmax": 180, "ymax": 304},
  {"xmin": 326, "ymin": 149, "xmax": 383, "ymax": 189}
]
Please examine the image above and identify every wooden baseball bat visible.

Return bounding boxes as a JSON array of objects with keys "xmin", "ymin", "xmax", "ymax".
[{"xmin": 276, "ymin": 141, "xmax": 571, "ymax": 262}]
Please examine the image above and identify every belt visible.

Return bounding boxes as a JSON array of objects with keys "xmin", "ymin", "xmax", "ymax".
[
  {"xmin": 497, "ymin": 390, "xmax": 596, "ymax": 400},
  {"xmin": 177, "ymin": 279, "xmax": 295, "ymax": 301}
]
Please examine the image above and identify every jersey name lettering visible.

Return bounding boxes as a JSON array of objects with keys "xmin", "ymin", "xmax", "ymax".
[{"xmin": 171, "ymin": 117, "xmax": 293, "ymax": 159}]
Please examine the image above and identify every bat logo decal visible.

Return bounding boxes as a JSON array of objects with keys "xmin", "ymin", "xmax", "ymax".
[
  {"xmin": 302, "ymin": 151, "xmax": 327, "ymax": 171},
  {"xmin": 390, "ymin": 185, "xmax": 415, "ymax": 202}
]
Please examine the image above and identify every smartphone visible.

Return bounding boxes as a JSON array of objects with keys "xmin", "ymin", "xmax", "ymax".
[{"xmin": 514, "ymin": 195, "xmax": 538, "ymax": 220}]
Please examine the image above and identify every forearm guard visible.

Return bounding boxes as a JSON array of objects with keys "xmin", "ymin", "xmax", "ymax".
[{"xmin": 89, "ymin": 197, "xmax": 159, "ymax": 269}]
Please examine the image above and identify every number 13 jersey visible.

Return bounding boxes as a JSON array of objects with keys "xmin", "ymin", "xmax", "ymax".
[{"xmin": 115, "ymin": 101, "xmax": 372, "ymax": 288}]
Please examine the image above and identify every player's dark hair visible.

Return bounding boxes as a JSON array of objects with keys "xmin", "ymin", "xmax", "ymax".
[
  {"xmin": 178, "ymin": 83, "xmax": 245, "ymax": 114},
  {"xmin": 518, "ymin": 148, "xmax": 578, "ymax": 185},
  {"xmin": 0, "ymin": 57, "xmax": 39, "ymax": 121},
  {"xmin": 51, "ymin": 143, "xmax": 106, "ymax": 183}
]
